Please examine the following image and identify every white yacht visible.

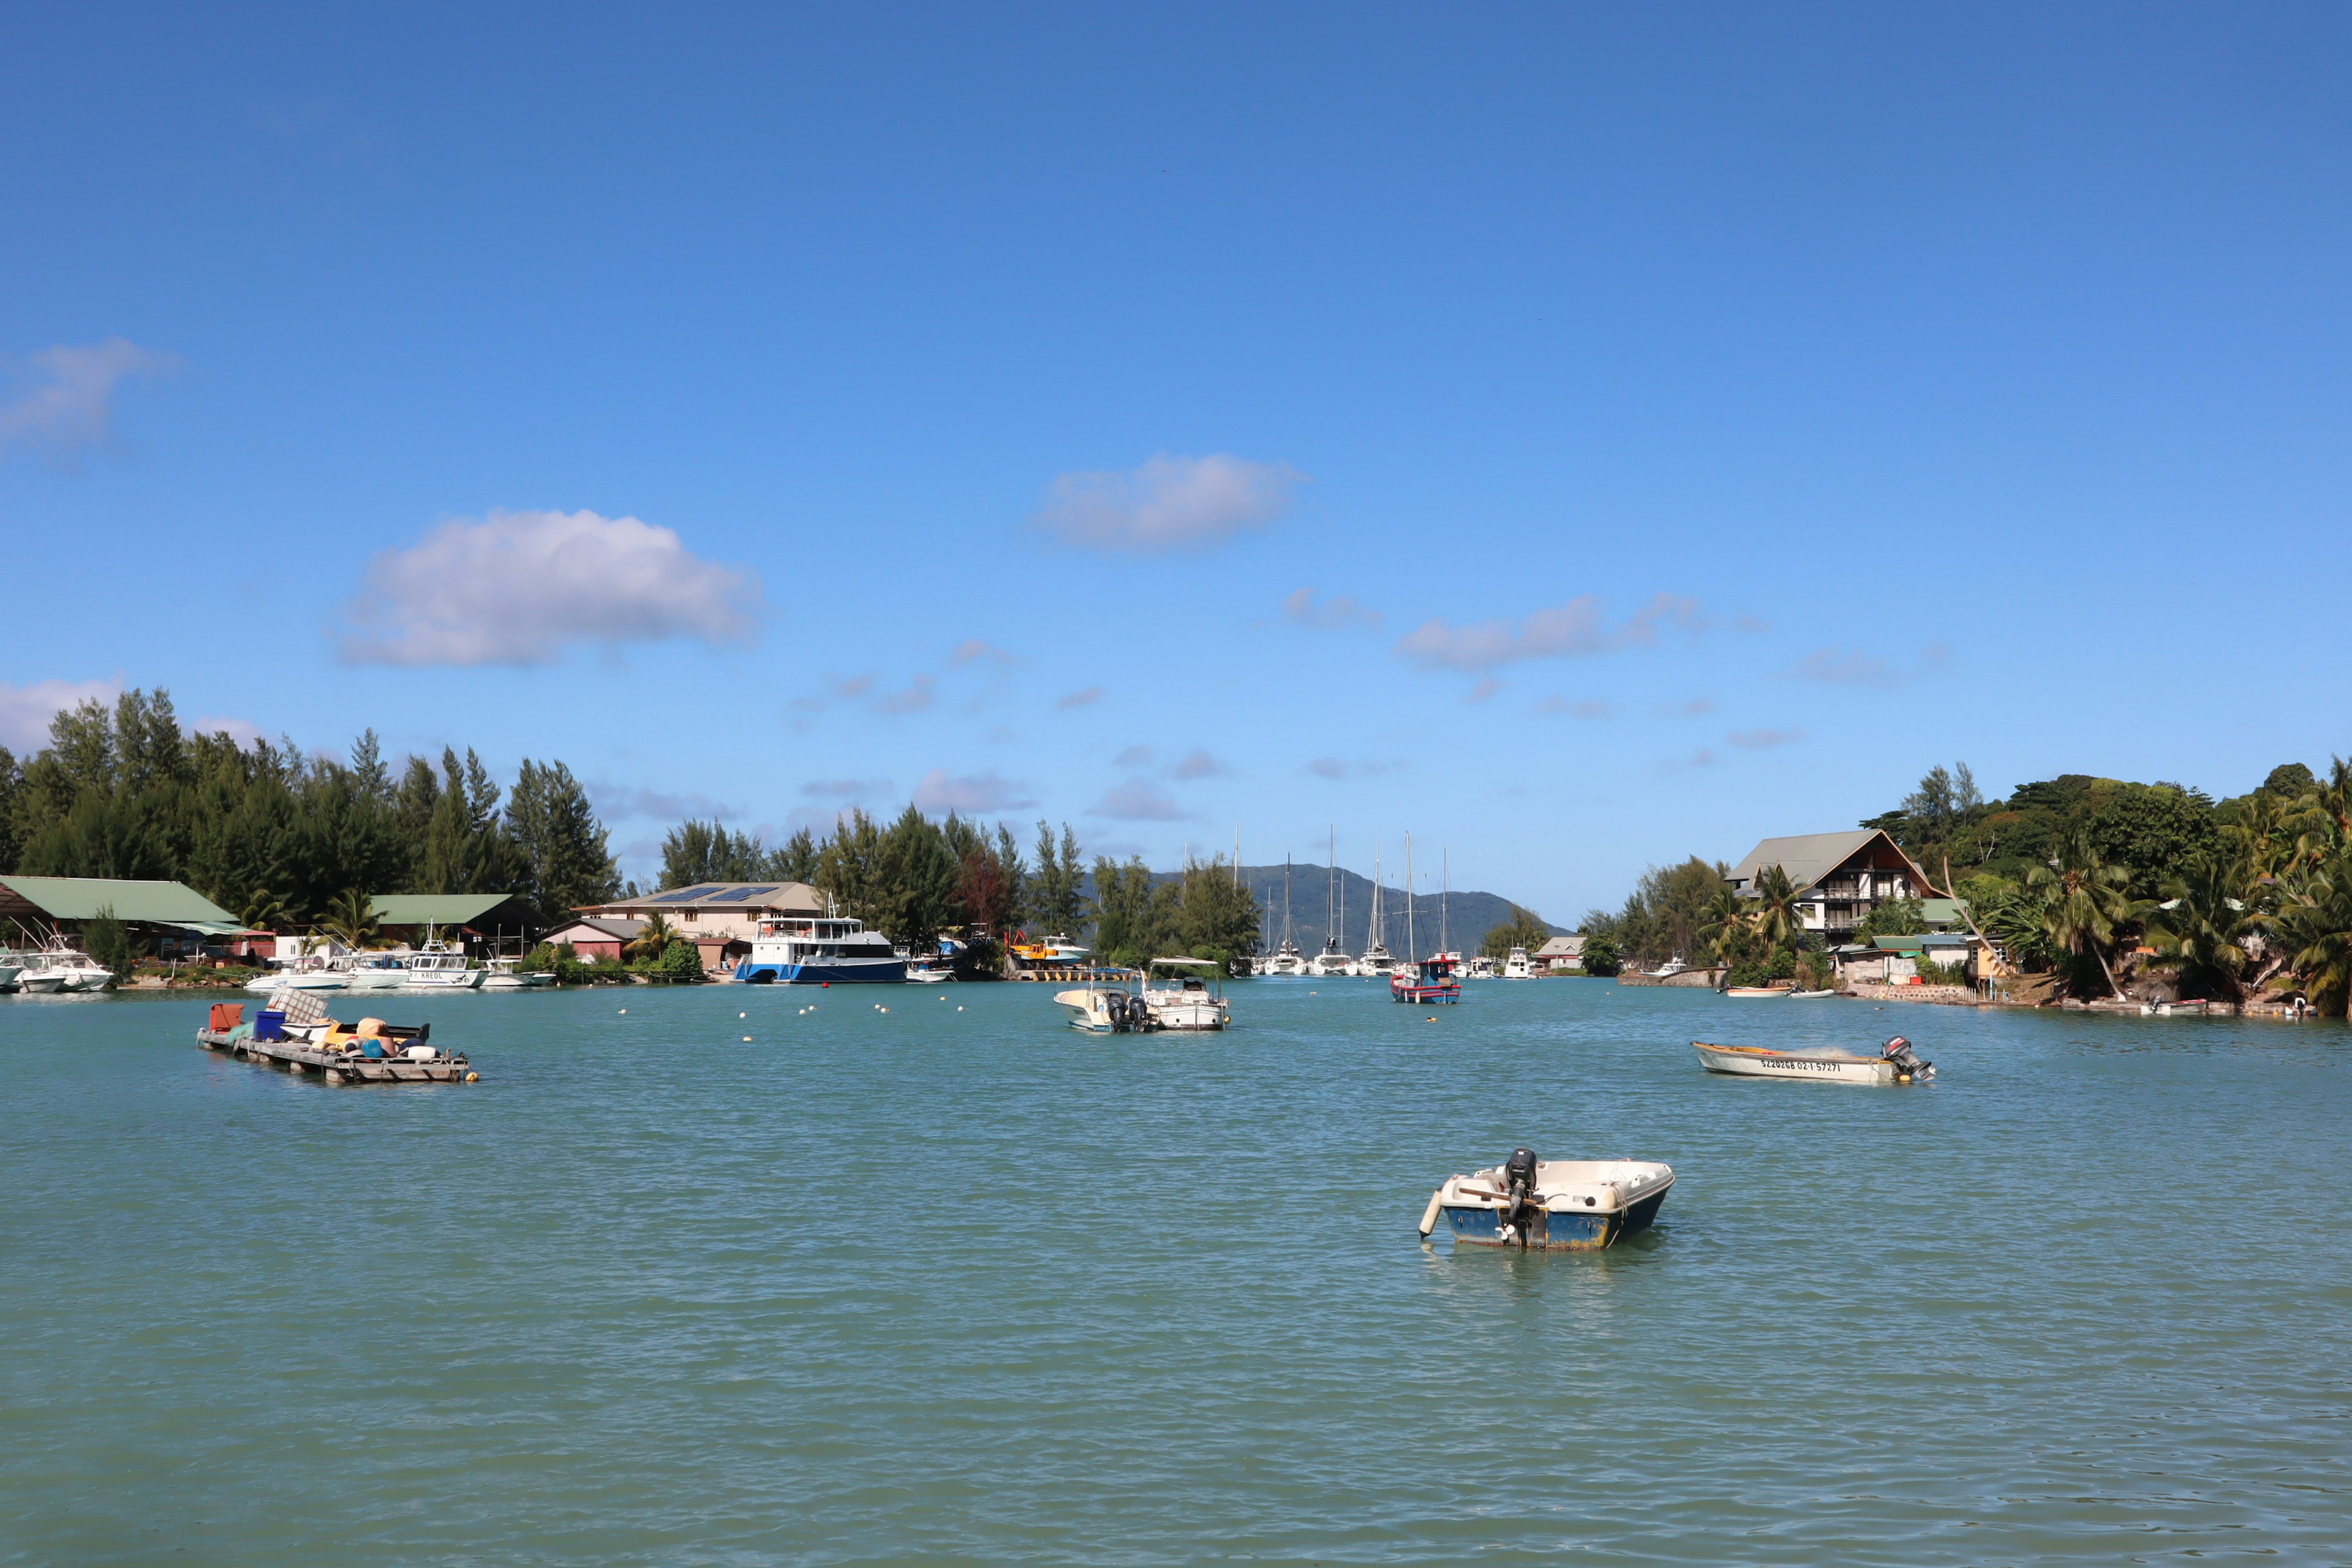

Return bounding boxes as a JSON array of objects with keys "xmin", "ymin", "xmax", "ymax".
[
  {"xmin": 1501, "ymin": 946, "xmax": 1534, "ymax": 979},
  {"xmin": 0, "ymin": 954, "xmax": 24, "ymax": 992},
  {"xmin": 737, "ymin": 912, "xmax": 905, "ymax": 983},
  {"xmin": 402, "ymin": 930, "xmax": 484, "ymax": 990},
  {"xmin": 1308, "ymin": 831, "xmax": 1354, "ymax": 976},
  {"xmin": 1308, "ymin": 941, "xmax": 1353, "ymax": 978},
  {"xmin": 344, "ymin": 954, "xmax": 411, "ymax": 991},
  {"xmin": 1356, "ymin": 849, "xmax": 1398, "ymax": 977},
  {"xmin": 481, "ymin": 957, "xmax": 556, "ymax": 990}
]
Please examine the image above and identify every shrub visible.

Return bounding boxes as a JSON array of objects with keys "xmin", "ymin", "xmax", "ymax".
[
  {"xmin": 1579, "ymin": 934, "xmax": 1621, "ymax": 977},
  {"xmin": 85, "ymin": 907, "xmax": 136, "ymax": 986}
]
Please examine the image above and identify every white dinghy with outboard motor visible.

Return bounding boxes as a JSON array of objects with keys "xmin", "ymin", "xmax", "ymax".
[
  {"xmin": 1054, "ymin": 972, "xmax": 1156, "ymax": 1033},
  {"xmin": 1692, "ymin": 1035, "xmax": 1933, "ymax": 1084},
  {"xmin": 1417, "ymin": 1146, "xmax": 1674, "ymax": 1251}
]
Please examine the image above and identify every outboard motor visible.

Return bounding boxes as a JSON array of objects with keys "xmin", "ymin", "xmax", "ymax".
[
  {"xmin": 1501, "ymin": 1147, "xmax": 1542, "ymax": 1246},
  {"xmin": 1881, "ymin": 1035, "xmax": 1932, "ymax": 1080}
]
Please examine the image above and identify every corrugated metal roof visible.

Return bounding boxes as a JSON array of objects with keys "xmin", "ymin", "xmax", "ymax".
[
  {"xmin": 0, "ymin": 875, "xmax": 239, "ymax": 925},
  {"xmin": 581, "ymin": 882, "xmax": 823, "ymax": 913},
  {"xmin": 369, "ymin": 894, "xmax": 523, "ymax": 927},
  {"xmin": 1726, "ymin": 831, "xmax": 1938, "ymax": 898}
]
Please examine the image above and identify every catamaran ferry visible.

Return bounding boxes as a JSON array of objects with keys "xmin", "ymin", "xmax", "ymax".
[{"xmin": 734, "ymin": 914, "xmax": 905, "ymax": 984}]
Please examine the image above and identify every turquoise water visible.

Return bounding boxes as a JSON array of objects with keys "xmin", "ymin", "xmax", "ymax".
[{"xmin": 3, "ymin": 980, "xmax": 2348, "ymax": 1564}]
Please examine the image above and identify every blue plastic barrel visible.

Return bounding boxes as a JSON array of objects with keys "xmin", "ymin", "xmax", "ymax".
[{"xmin": 254, "ymin": 1010, "xmax": 286, "ymax": 1042}]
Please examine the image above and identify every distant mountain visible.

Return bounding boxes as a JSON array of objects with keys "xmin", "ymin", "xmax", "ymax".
[{"xmin": 1084, "ymin": 862, "xmax": 1564, "ymax": 956}]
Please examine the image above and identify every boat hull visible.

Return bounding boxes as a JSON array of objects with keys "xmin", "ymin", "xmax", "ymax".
[
  {"xmin": 1442, "ymin": 1188, "xmax": 1669, "ymax": 1251},
  {"xmin": 735, "ymin": 957, "xmax": 907, "ymax": 984},
  {"xmin": 1692, "ymin": 1040, "xmax": 1901, "ymax": 1084},
  {"xmin": 1391, "ymin": 981, "xmax": 1462, "ymax": 1003}
]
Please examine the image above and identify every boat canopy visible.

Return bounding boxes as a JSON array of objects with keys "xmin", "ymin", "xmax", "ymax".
[{"xmin": 1149, "ymin": 956, "xmax": 1219, "ymax": 967}]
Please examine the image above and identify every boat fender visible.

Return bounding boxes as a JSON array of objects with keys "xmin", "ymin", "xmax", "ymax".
[{"xmin": 1417, "ymin": 1189, "xmax": 1444, "ymax": 1238}]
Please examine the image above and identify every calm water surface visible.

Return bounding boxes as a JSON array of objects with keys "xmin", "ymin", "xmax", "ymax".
[{"xmin": 3, "ymin": 980, "xmax": 2348, "ymax": 1564}]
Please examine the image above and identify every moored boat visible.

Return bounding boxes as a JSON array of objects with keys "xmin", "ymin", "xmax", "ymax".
[
  {"xmin": 1054, "ymin": 974, "xmax": 1153, "ymax": 1032},
  {"xmin": 1722, "ymin": 986, "xmax": 1790, "ymax": 998},
  {"xmin": 1141, "ymin": 957, "xmax": 1229, "ymax": 1031},
  {"xmin": 1418, "ymin": 1146, "xmax": 1673, "ymax": 1251},
  {"xmin": 736, "ymin": 911, "xmax": 905, "ymax": 983},
  {"xmin": 1501, "ymin": 945, "xmax": 1534, "ymax": 979},
  {"xmin": 1692, "ymin": 1035, "xmax": 1933, "ymax": 1084},
  {"xmin": 1391, "ymin": 955, "xmax": 1462, "ymax": 1004}
]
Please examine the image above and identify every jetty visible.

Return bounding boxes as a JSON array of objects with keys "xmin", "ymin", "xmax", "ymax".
[{"xmin": 195, "ymin": 999, "xmax": 475, "ymax": 1085}]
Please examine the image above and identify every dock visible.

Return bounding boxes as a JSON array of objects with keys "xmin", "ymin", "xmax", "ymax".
[{"xmin": 197, "ymin": 1029, "xmax": 475, "ymax": 1084}]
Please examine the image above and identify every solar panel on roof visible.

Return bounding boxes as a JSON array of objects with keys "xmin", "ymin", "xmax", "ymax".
[
  {"xmin": 649, "ymin": 885, "xmax": 717, "ymax": 903},
  {"xmin": 709, "ymin": 885, "xmax": 778, "ymax": 902}
]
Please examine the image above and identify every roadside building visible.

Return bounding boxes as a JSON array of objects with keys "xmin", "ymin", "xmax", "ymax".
[
  {"xmin": 571, "ymin": 881, "xmax": 827, "ymax": 974},
  {"xmin": 1534, "ymin": 935, "xmax": 1586, "ymax": 972},
  {"xmin": 1725, "ymin": 831, "xmax": 1941, "ymax": 940},
  {"xmin": 0, "ymin": 875, "xmax": 245, "ymax": 959},
  {"xmin": 369, "ymin": 894, "xmax": 537, "ymax": 956},
  {"xmin": 537, "ymin": 917, "xmax": 646, "ymax": 963}
]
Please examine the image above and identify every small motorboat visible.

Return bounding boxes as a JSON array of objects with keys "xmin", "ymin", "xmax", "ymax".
[
  {"xmin": 1390, "ymin": 955, "xmax": 1463, "ymax": 1004},
  {"xmin": 1692, "ymin": 1035, "xmax": 1933, "ymax": 1084},
  {"xmin": 1787, "ymin": 989, "xmax": 1838, "ymax": 1000},
  {"xmin": 1140, "ymin": 958, "xmax": 1230, "ymax": 1031},
  {"xmin": 1418, "ymin": 1146, "xmax": 1673, "ymax": 1251},
  {"xmin": 1054, "ymin": 976, "xmax": 1154, "ymax": 1033},
  {"xmin": 1722, "ymin": 986, "xmax": 1790, "ymax": 998}
]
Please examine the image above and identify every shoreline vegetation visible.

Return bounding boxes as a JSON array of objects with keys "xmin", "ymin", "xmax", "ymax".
[{"xmin": 1577, "ymin": 759, "xmax": 2352, "ymax": 1015}]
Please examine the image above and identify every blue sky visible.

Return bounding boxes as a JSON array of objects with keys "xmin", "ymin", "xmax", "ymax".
[{"xmin": 5, "ymin": 3, "xmax": 2349, "ymax": 915}]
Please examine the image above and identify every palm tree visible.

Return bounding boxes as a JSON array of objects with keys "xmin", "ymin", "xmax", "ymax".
[
  {"xmin": 628, "ymin": 910, "xmax": 679, "ymax": 961},
  {"xmin": 2275, "ymin": 852, "xmax": 2352, "ymax": 1016},
  {"xmin": 1747, "ymin": 863, "xmax": 1803, "ymax": 952},
  {"xmin": 2027, "ymin": 830, "xmax": 2139, "ymax": 999},
  {"xmin": 239, "ymin": 889, "xmax": 295, "ymax": 933},
  {"xmin": 319, "ymin": 888, "xmax": 384, "ymax": 952},
  {"xmin": 1700, "ymin": 886, "xmax": 1747, "ymax": 967},
  {"xmin": 2144, "ymin": 856, "xmax": 2256, "ymax": 1003}
]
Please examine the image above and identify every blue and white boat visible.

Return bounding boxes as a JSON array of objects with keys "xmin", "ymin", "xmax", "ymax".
[
  {"xmin": 1417, "ymin": 1147, "xmax": 1674, "ymax": 1251},
  {"xmin": 734, "ymin": 913, "xmax": 905, "ymax": 984}
]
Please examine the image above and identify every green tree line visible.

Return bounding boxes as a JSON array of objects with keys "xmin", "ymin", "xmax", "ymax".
[{"xmin": 0, "ymin": 689, "xmax": 618, "ymax": 932}]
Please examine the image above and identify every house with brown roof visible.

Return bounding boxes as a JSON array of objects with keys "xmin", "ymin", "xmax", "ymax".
[
  {"xmin": 1725, "ymin": 830, "xmax": 1942, "ymax": 940},
  {"xmin": 571, "ymin": 881, "xmax": 827, "ymax": 973}
]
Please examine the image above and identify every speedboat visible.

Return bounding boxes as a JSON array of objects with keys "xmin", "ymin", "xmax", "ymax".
[
  {"xmin": 481, "ymin": 957, "xmax": 557, "ymax": 990},
  {"xmin": 1391, "ymin": 956, "xmax": 1463, "ymax": 1004},
  {"xmin": 344, "ymin": 955, "xmax": 410, "ymax": 991},
  {"xmin": 0, "ymin": 956, "xmax": 22, "ymax": 992},
  {"xmin": 1722, "ymin": 986, "xmax": 1790, "ymax": 998},
  {"xmin": 1011, "ymin": 933, "xmax": 1090, "ymax": 966},
  {"xmin": 244, "ymin": 968, "xmax": 347, "ymax": 993},
  {"xmin": 1418, "ymin": 1146, "xmax": 1674, "ymax": 1251},
  {"xmin": 21, "ymin": 941, "xmax": 113, "ymax": 993},
  {"xmin": 1501, "ymin": 946, "xmax": 1534, "ymax": 979},
  {"xmin": 1054, "ymin": 976, "xmax": 1153, "ymax": 1033},
  {"xmin": 1141, "ymin": 958, "xmax": 1229, "ymax": 1031},
  {"xmin": 1692, "ymin": 1036, "xmax": 1933, "ymax": 1084}
]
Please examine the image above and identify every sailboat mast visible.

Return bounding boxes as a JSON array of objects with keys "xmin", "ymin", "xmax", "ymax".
[
  {"xmin": 1441, "ymin": 849, "xmax": 1450, "ymax": 956},
  {"xmin": 1405, "ymin": 832, "xmax": 1416, "ymax": 962}
]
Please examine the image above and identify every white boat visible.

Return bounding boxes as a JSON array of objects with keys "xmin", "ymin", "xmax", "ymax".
[
  {"xmin": 1357, "ymin": 849, "xmax": 1398, "ymax": 977},
  {"xmin": 1461, "ymin": 954, "xmax": 1498, "ymax": 979},
  {"xmin": 1141, "ymin": 958, "xmax": 1230, "ymax": 1031},
  {"xmin": 736, "ymin": 911, "xmax": 905, "ymax": 983},
  {"xmin": 402, "ymin": 932, "xmax": 484, "ymax": 990},
  {"xmin": 1722, "ymin": 986, "xmax": 1790, "ymax": 998},
  {"xmin": 1308, "ymin": 831, "xmax": 1354, "ymax": 976},
  {"xmin": 1643, "ymin": 958, "xmax": 1689, "ymax": 979},
  {"xmin": 20, "ymin": 940, "xmax": 115, "ymax": 993},
  {"xmin": 1054, "ymin": 976, "xmax": 1153, "ymax": 1033},
  {"xmin": 1692, "ymin": 1036, "xmax": 1933, "ymax": 1084},
  {"xmin": 244, "ymin": 969, "xmax": 347, "ymax": 993},
  {"xmin": 1788, "ymin": 988, "xmax": 1838, "ymax": 1000},
  {"xmin": 1417, "ymin": 1147, "xmax": 1674, "ymax": 1251},
  {"xmin": 0, "ymin": 954, "xmax": 23, "ymax": 992},
  {"xmin": 481, "ymin": 957, "xmax": 557, "ymax": 990},
  {"xmin": 1501, "ymin": 946, "xmax": 1534, "ymax": 979},
  {"xmin": 344, "ymin": 955, "xmax": 411, "ymax": 991}
]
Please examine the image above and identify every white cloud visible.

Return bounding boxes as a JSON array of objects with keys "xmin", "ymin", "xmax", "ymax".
[
  {"xmin": 1306, "ymin": 756, "xmax": 1347, "ymax": 780},
  {"xmin": 337, "ymin": 508, "xmax": 762, "ymax": 667},
  {"xmin": 1035, "ymin": 453, "xmax": 1305, "ymax": 552},
  {"xmin": 1088, "ymin": 778, "xmax": 1190, "ymax": 820},
  {"xmin": 1540, "ymin": 696, "xmax": 1616, "ymax": 718},
  {"xmin": 912, "ymin": 769, "xmax": 1036, "ymax": 814},
  {"xmin": 1729, "ymin": 728, "xmax": 1806, "ymax": 749},
  {"xmin": 1395, "ymin": 592, "xmax": 1703, "ymax": 672},
  {"xmin": 1170, "ymin": 748, "xmax": 1229, "ymax": 780},
  {"xmin": 0, "ymin": 677, "xmax": 122, "ymax": 752},
  {"xmin": 1, "ymin": 339, "xmax": 176, "ymax": 461},
  {"xmin": 1466, "ymin": 678, "xmax": 1504, "ymax": 704},
  {"xmin": 1791, "ymin": 642, "xmax": 1948, "ymax": 689},
  {"xmin": 950, "ymin": 639, "xmax": 1019, "ymax": 668},
  {"xmin": 1281, "ymin": 588, "xmax": 1381, "ymax": 630},
  {"xmin": 801, "ymin": 778, "xmax": 893, "ymax": 802},
  {"xmin": 875, "ymin": 675, "xmax": 937, "ymax": 714},
  {"xmin": 1114, "ymin": 745, "xmax": 1153, "ymax": 767},
  {"xmin": 1057, "ymin": 686, "xmax": 1105, "ymax": 710},
  {"xmin": 587, "ymin": 781, "xmax": 742, "ymax": 821},
  {"xmin": 191, "ymin": 715, "xmax": 268, "ymax": 747}
]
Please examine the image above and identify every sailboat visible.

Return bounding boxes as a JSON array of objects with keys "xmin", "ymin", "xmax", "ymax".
[
  {"xmin": 1309, "ymin": 829, "xmax": 1354, "ymax": 976},
  {"xmin": 1264, "ymin": 858, "xmax": 1307, "ymax": 976},
  {"xmin": 1356, "ymin": 847, "xmax": 1398, "ymax": 978}
]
